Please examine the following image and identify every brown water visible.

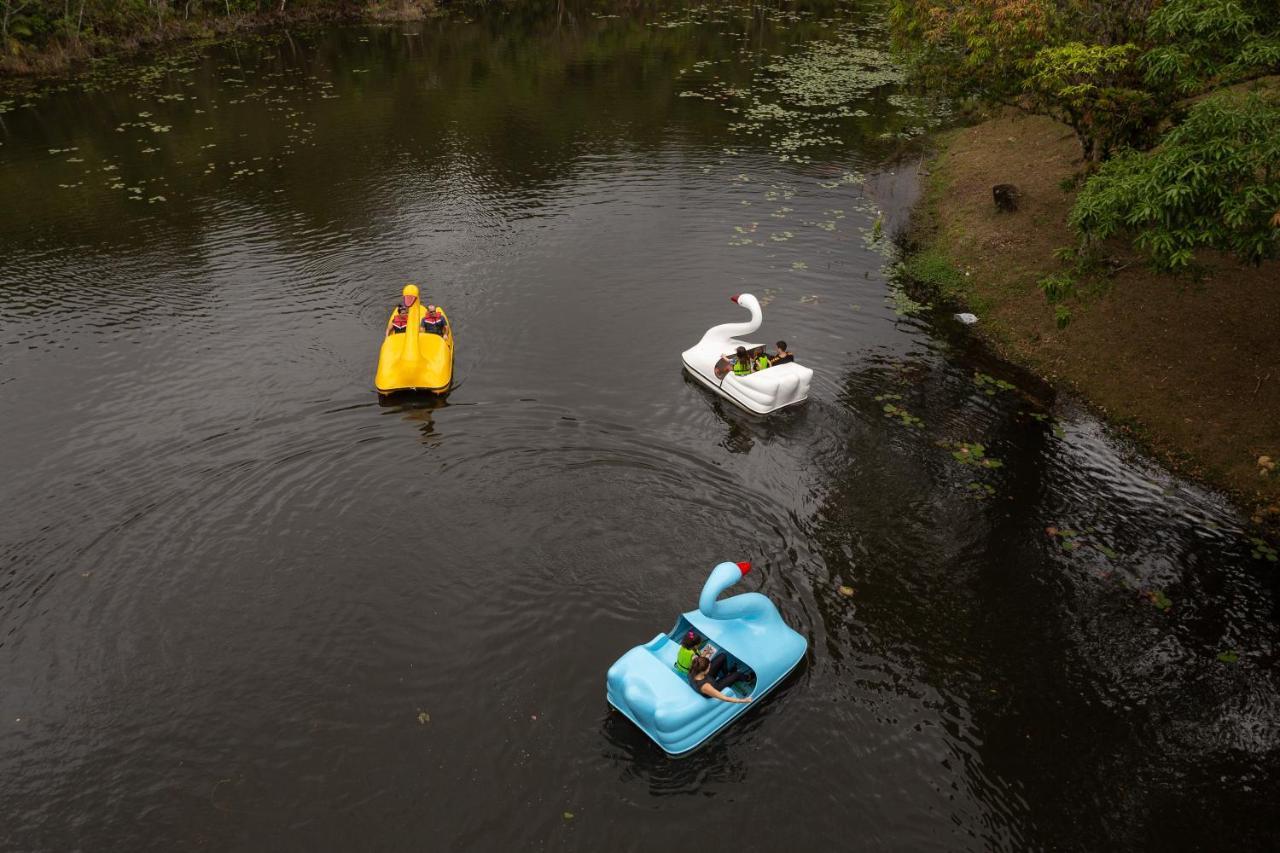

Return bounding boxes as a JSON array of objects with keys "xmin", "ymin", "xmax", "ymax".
[{"xmin": 2, "ymin": 3, "xmax": 1278, "ymax": 850}]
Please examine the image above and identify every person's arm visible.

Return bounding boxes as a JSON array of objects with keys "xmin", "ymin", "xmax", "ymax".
[{"xmin": 699, "ymin": 683, "xmax": 752, "ymax": 704}]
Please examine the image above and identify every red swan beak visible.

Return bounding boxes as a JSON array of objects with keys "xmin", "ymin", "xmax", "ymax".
[
  {"xmin": 736, "ymin": 561, "xmax": 752, "ymax": 575},
  {"xmin": 730, "ymin": 294, "xmax": 740, "ymax": 303}
]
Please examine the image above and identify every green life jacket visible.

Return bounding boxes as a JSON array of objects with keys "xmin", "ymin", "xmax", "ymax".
[
  {"xmin": 732, "ymin": 360, "xmax": 752, "ymax": 376},
  {"xmin": 756, "ymin": 355, "xmax": 770, "ymax": 371},
  {"xmin": 676, "ymin": 646, "xmax": 697, "ymax": 672}
]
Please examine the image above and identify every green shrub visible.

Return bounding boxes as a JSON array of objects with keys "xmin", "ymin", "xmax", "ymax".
[
  {"xmin": 1069, "ymin": 90, "xmax": 1280, "ymax": 272},
  {"xmin": 1038, "ymin": 272, "xmax": 1076, "ymax": 303}
]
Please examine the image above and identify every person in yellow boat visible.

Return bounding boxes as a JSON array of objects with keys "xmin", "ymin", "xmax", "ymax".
[
  {"xmin": 387, "ymin": 284, "xmax": 421, "ymax": 336},
  {"xmin": 421, "ymin": 304, "xmax": 448, "ymax": 336},
  {"xmin": 732, "ymin": 346, "xmax": 754, "ymax": 376},
  {"xmin": 389, "ymin": 304, "xmax": 410, "ymax": 334}
]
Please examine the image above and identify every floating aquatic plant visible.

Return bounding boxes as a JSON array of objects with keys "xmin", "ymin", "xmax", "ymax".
[
  {"xmin": 967, "ymin": 482, "xmax": 996, "ymax": 499},
  {"xmin": 945, "ymin": 442, "xmax": 1003, "ymax": 468},
  {"xmin": 1249, "ymin": 537, "xmax": 1278, "ymax": 562},
  {"xmin": 973, "ymin": 372, "xmax": 1017, "ymax": 395}
]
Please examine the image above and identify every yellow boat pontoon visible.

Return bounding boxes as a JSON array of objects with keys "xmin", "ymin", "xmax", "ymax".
[{"xmin": 374, "ymin": 284, "xmax": 454, "ymax": 395}]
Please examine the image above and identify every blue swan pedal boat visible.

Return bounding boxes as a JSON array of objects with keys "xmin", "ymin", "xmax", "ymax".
[{"xmin": 606, "ymin": 560, "xmax": 806, "ymax": 755}]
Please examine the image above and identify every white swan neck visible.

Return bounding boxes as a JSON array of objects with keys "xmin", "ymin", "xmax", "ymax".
[{"xmin": 697, "ymin": 299, "xmax": 761, "ymax": 349}]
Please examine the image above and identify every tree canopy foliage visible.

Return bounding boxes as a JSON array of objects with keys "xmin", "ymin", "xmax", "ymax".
[
  {"xmin": 1, "ymin": 0, "xmax": 392, "ymax": 68},
  {"xmin": 891, "ymin": 0, "xmax": 1280, "ymax": 270},
  {"xmin": 1070, "ymin": 91, "xmax": 1280, "ymax": 271}
]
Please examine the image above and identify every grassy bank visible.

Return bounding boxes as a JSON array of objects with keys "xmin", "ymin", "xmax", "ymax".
[
  {"xmin": 906, "ymin": 111, "xmax": 1280, "ymax": 525},
  {"xmin": 0, "ymin": 0, "xmax": 435, "ymax": 78}
]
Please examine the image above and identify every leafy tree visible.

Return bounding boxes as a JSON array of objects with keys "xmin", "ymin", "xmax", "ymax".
[
  {"xmin": 889, "ymin": 1, "xmax": 1167, "ymax": 159},
  {"xmin": 1143, "ymin": 0, "xmax": 1280, "ymax": 94},
  {"xmin": 1024, "ymin": 41, "xmax": 1161, "ymax": 161},
  {"xmin": 1068, "ymin": 90, "xmax": 1280, "ymax": 271},
  {"xmin": 888, "ymin": 0, "xmax": 1061, "ymax": 103}
]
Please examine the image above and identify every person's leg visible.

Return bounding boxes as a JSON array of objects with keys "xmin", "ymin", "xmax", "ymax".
[
  {"xmin": 713, "ymin": 669, "xmax": 745, "ymax": 691},
  {"xmin": 708, "ymin": 652, "xmax": 747, "ymax": 690}
]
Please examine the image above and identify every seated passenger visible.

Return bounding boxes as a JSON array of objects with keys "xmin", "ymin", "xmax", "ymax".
[
  {"xmin": 675, "ymin": 630, "xmax": 701, "ymax": 674},
  {"xmin": 388, "ymin": 283, "xmax": 420, "ymax": 335},
  {"xmin": 770, "ymin": 340, "xmax": 794, "ymax": 365},
  {"xmin": 732, "ymin": 346, "xmax": 754, "ymax": 377},
  {"xmin": 688, "ymin": 652, "xmax": 753, "ymax": 704},
  {"xmin": 388, "ymin": 304, "xmax": 410, "ymax": 335},
  {"xmin": 755, "ymin": 349, "xmax": 770, "ymax": 372},
  {"xmin": 421, "ymin": 304, "xmax": 448, "ymax": 336}
]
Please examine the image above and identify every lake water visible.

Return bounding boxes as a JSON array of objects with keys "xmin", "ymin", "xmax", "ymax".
[{"xmin": 1, "ymin": 2, "xmax": 1277, "ymax": 849}]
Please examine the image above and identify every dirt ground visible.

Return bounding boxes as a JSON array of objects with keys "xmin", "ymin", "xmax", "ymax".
[{"xmin": 914, "ymin": 112, "xmax": 1280, "ymax": 521}]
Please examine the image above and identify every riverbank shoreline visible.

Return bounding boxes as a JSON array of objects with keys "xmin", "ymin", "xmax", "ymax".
[
  {"xmin": 903, "ymin": 111, "xmax": 1280, "ymax": 528},
  {"xmin": 0, "ymin": 1, "xmax": 437, "ymax": 78}
]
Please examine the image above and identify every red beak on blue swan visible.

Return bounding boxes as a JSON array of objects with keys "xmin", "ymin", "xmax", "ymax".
[
  {"xmin": 730, "ymin": 294, "xmax": 740, "ymax": 303},
  {"xmin": 736, "ymin": 561, "xmax": 751, "ymax": 575}
]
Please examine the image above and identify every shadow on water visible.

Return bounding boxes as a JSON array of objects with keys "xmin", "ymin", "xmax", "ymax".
[
  {"xmin": 377, "ymin": 390, "xmax": 454, "ymax": 443},
  {"xmin": 680, "ymin": 370, "xmax": 812, "ymax": 456}
]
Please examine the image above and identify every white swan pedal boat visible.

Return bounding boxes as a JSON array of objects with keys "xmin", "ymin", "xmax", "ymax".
[{"xmin": 681, "ymin": 293, "xmax": 812, "ymax": 414}]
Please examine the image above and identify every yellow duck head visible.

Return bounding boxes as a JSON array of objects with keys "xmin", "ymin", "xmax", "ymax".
[{"xmin": 402, "ymin": 283, "xmax": 420, "ymax": 308}]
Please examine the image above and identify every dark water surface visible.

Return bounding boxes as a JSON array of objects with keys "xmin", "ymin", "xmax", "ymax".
[{"xmin": 2, "ymin": 3, "xmax": 1278, "ymax": 850}]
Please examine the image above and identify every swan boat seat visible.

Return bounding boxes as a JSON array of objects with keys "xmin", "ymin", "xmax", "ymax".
[{"xmin": 606, "ymin": 561, "xmax": 806, "ymax": 755}]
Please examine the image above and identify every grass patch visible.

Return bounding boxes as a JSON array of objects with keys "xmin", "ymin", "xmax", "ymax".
[{"xmin": 897, "ymin": 248, "xmax": 967, "ymax": 301}]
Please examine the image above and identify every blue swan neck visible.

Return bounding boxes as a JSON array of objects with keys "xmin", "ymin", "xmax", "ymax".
[{"xmin": 700, "ymin": 560, "xmax": 772, "ymax": 621}]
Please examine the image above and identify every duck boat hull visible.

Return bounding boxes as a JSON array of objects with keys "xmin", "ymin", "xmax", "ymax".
[{"xmin": 375, "ymin": 305, "xmax": 454, "ymax": 395}]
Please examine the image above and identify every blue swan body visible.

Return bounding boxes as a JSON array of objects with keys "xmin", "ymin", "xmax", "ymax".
[{"xmin": 606, "ymin": 561, "xmax": 807, "ymax": 755}]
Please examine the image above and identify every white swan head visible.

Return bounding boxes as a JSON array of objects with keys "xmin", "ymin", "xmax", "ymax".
[{"xmin": 693, "ymin": 293, "xmax": 762, "ymax": 349}]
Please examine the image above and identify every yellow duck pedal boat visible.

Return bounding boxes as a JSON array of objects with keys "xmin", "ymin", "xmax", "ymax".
[{"xmin": 375, "ymin": 285, "xmax": 454, "ymax": 395}]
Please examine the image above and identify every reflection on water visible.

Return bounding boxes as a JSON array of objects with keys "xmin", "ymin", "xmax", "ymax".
[{"xmin": 1, "ymin": 2, "xmax": 1277, "ymax": 850}]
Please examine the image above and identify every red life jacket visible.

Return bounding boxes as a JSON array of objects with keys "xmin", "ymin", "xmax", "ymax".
[
  {"xmin": 391, "ymin": 311, "xmax": 409, "ymax": 329},
  {"xmin": 424, "ymin": 310, "xmax": 443, "ymax": 324}
]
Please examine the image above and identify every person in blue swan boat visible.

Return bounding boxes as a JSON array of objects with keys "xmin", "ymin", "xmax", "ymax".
[
  {"xmin": 689, "ymin": 653, "xmax": 753, "ymax": 704},
  {"xmin": 675, "ymin": 631, "xmax": 702, "ymax": 674}
]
